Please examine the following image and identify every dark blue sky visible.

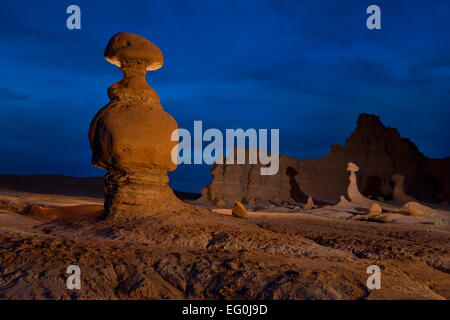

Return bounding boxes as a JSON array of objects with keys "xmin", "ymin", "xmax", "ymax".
[{"xmin": 0, "ymin": 0, "xmax": 449, "ymax": 192}]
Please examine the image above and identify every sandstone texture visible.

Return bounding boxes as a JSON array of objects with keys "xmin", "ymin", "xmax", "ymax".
[
  {"xmin": 369, "ymin": 203, "xmax": 382, "ymax": 214},
  {"xmin": 89, "ymin": 32, "xmax": 183, "ymax": 219},
  {"xmin": 201, "ymin": 149, "xmax": 307, "ymax": 206},
  {"xmin": 346, "ymin": 162, "xmax": 372, "ymax": 204},
  {"xmin": 399, "ymin": 202, "xmax": 428, "ymax": 217},
  {"xmin": 201, "ymin": 114, "xmax": 450, "ymax": 205},
  {"xmin": 231, "ymin": 201, "xmax": 248, "ymax": 219},
  {"xmin": 0, "ymin": 174, "xmax": 449, "ymax": 299}
]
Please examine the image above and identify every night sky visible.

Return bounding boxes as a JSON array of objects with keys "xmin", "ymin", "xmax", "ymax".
[{"xmin": 0, "ymin": 0, "xmax": 449, "ymax": 192}]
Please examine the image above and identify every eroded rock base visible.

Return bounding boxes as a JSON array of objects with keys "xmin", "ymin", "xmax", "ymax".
[{"xmin": 104, "ymin": 169, "xmax": 185, "ymax": 220}]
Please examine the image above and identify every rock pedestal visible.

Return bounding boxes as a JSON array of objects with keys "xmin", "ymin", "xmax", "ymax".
[
  {"xmin": 346, "ymin": 162, "xmax": 371, "ymax": 204},
  {"xmin": 89, "ymin": 32, "xmax": 183, "ymax": 219}
]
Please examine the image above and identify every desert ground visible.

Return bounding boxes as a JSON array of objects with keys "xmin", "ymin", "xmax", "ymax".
[{"xmin": 0, "ymin": 174, "xmax": 449, "ymax": 300}]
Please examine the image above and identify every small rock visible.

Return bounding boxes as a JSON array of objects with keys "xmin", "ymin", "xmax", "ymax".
[
  {"xmin": 399, "ymin": 202, "xmax": 424, "ymax": 216},
  {"xmin": 232, "ymin": 201, "xmax": 248, "ymax": 219},
  {"xmin": 368, "ymin": 203, "xmax": 382, "ymax": 214},
  {"xmin": 303, "ymin": 196, "xmax": 314, "ymax": 210}
]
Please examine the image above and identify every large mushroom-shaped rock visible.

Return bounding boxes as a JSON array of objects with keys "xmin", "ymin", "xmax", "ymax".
[{"xmin": 89, "ymin": 32, "xmax": 183, "ymax": 220}]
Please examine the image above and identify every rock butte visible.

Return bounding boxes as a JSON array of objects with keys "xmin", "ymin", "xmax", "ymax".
[
  {"xmin": 201, "ymin": 114, "xmax": 450, "ymax": 206},
  {"xmin": 89, "ymin": 32, "xmax": 184, "ymax": 219}
]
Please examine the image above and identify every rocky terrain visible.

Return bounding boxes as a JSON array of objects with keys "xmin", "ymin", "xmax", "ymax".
[
  {"xmin": 201, "ymin": 114, "xmax": 450, "ymax": 205},
  {"xmin": 0, "ymin": 174, "xmax": 449, "ymax": 300}
]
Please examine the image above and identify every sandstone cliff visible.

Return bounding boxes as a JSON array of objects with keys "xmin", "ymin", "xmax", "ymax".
[{"xmin": 201, "ymin": 114, "xmax": 449, "ymax": 205}]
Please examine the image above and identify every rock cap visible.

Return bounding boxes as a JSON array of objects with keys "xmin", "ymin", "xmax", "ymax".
[
  {"xmin": 104, "ymin": 32, "xmax": 163, "ymax": 71},
  {"xmin": 346, "ymin": 162, "xmax": 359, "ymax": 172}
]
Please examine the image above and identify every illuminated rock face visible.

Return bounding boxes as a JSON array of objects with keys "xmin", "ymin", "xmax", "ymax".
[
  {"xmin": 232, "ymin": 201, "xmax": 248, "ymax": 219},
  {"xmin": 200, "ymin": 151, "xmax": 306, "ymax": 207},
  {"xmin": 201, "ymin": 114, "xmax": 449, "ymax": 204},
  {"xmin": 89, "ymin": 32, "xmax": 182, "ymax": 219}
]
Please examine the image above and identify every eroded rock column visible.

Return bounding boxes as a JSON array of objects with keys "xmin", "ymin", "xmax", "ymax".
[
  {"xmin": 89, "ymin": 32, "xmax": 183, "ymax": 219},
  {"xmin": 346, "ymin": 162, "xmax": 372, "ymax": 204}
]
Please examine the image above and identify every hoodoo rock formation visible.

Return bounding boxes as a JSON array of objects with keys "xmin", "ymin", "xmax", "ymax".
[
  {"xmin": 346, "ymin": 162, "xmax": 372, "ymax": 204},
  {"xmin": 300, "ymin": 114, "xmax": 450, "ymax": 202},
  {"xmin": 392, "ymin": 173, "xmax": 417, "ymax": 203},
  {"xmin": 201, "ymin": 114, "xmax": 449, "ymax": 205},
  {"xmin": 368, "ymin": 202, "xmax": 382, "ymax": 214},
  {"xmin": 89, "ymin": 32, "xmax": 183, "ymax": 219}
]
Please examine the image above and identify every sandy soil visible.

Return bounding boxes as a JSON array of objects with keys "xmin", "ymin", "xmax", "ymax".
[{"xmin": 0, "ymin": 175, "xmax": 449, "ymax": 300}]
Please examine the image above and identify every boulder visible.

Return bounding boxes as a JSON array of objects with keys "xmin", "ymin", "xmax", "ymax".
[
  {"xmin": 232, "ymin": 201, "xmax": 248, "ymax": 219},
  {"xmin": 399, "ymin": 202, "xmax": 426, "ymax": 217},
  {"xmin": 368, "ymin": 203, "xmax": 382, "ymax": 214}
]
